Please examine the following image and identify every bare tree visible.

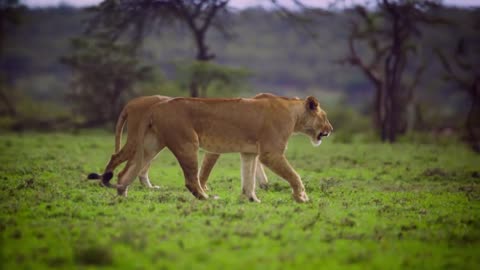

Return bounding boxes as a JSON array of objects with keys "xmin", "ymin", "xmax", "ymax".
[
  {"xmin": 269, "ymin": 0, "xmax": 442, "ymax": 142},
  {"xmin": 0, "ymin": 0, "xmax": 25, "ymax": 117},
  {"xmin": 340, "ymin": 0, "xmax": 442, "ymax": 142},
  {"xmin": 89, "ymin": 0, "xmax": 230, "ymax": 97},
  {"xmin": 437, "ymin": 33, "xmax": 480, "ymax": 151}
]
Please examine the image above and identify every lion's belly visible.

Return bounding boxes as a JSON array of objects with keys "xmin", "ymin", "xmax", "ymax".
[{"xmin": 198, "ymin": 135, "xmax": 258, "ymax": 154}]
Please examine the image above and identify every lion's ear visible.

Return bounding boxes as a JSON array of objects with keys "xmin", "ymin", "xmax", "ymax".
[{"xmin": 305, "ymin": 96, "xmax": 319, "ymax": 111}]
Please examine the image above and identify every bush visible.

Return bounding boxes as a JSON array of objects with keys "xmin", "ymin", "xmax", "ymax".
[
  {"xmin": 397, "ymin": 131, "xmax": 462, "ymax": 145},
  {"xmin": 0, "ymin": 94, "xmax": 77, "ymax": 132},
  {"xmin": 327, "ymin": 106, "xmax": 374, "ymax": 143}
]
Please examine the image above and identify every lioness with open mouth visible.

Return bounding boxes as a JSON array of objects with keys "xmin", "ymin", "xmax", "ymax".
[{"xmin": 96, "ymin": 93, "xmax": 332, "ymax": 203}]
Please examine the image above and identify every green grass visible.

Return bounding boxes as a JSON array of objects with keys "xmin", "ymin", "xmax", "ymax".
[{"xmin": 1, "ymin": 132, "xmax": 479, "ymax": 269}]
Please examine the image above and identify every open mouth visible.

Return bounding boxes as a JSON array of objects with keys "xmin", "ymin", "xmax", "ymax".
[{"xmin": 317, "ymin": 132, "xmax": 329, "ymax": 141}]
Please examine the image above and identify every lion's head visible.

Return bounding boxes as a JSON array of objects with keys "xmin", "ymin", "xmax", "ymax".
[{"xmin": 298, "ymin": 96, "xmax": 333, "ymax": 146}]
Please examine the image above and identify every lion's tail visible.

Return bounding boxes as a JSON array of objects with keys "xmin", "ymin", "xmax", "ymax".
[
  {"xmin": 87, "ymin": 145, "xmax": 128, "ymax": 188},
  {"xmin": 87, "ymin": 171, "xmax": 117, "ymax": 188},
  {"xmin": 130, "ymin": 112, "xmax": 150, "ymax": 185},
  {"xmin": 86, "ymin": 107, "xmax": 129, "ymax": 188},
  {"xmin": 115, "ymin": 106, "xmax": 128, "ymax": 153},
  {"xmin": 89, "ymin": 111, "xmax": 150, "ymax": 189}
]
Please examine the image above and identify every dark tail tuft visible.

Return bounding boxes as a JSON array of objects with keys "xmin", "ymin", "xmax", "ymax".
[
  {"xmin": 102, "ymin": 172, "xmax": 113, "ymax": 181},
  {"xmin": 88, "ymin": 173, "xmax": 101, "ymax": 180},
  {"xmin": 102, "ymin": 171, "xmax": 114, "ymax": 186},
  {"xmin": 88, "ymin": 171, "xmax": 116, "ymax": 188}
]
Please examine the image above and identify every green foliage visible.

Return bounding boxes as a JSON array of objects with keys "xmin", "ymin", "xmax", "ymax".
[
  {"xmin": 328, "ymin": 110, "xmax": 373, "ymax": 143},
  {"xmin": 12, "ymin": 97, "xmax": 74, "ymax": 130},
  {"xmin": 138, "ymin": 72, "xmax": 187, "ymax": 98},
  {"xmin": 61, "ymin": 36, "xmax": 153, "ymax": 126},
  {"xmin": 0, "ymin": 88, "xmax": 75, "ymax": 131},
  {"xmin": 1, "ymin": 133, "xmax": 480, "ymax": 269},
  {"xmin": 396, "ymin": 132, "xmax": 461, "ymax": 146},
  {"xmin": 176, "ymin": 61, "xmax": 251, "ymax": 97},
  {"xmin": 1, "ymin": 6, "xmax": 479, "ymax": 134}
]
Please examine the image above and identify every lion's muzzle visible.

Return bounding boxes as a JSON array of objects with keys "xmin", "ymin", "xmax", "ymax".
[{"xmin": 317, "ymin": 131, "xmax": 330, "ymax": 141}]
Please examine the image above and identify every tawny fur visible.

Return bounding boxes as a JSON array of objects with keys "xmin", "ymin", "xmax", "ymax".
[
  {"xmin": 111, "ymin": 93, "xmax": 332, "ymax": 203},
  {"xmin": 92, "ymin": 95, "xmax": 268, "ymax": 190},
  {"xmin": 98, "ymin": 95, "xmax": 169, "ymax": 188}
]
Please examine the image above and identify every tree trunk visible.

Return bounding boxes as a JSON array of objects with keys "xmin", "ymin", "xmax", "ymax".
[
  {"xmin": 466, "ymin": 78, "xmax": 480, "ymax": 152},
  {"xmin": 189, "ymin": 28, "xmax": 215, "ymax": 98},
  {"xmin": 378, "ymin": 84, "xmax": 389, "ymax": 142},
  {"xmin": 382, "ymin": 3, "xmax": 410, "ymax": 143},
  {"xmin": 190, "ymin": 81, "xmax": 199, "ymax": 98},
  {"xmin": 194, "ymin": 29, "xmax": 214, "ymax": 62},
  {"xmin": 385, "ymin": 52, "xmax": 399, "ymax": 143},
  {"xmin": 0, "ymin": 87, "xmax": 16, "ymax": 117},
  {"xmin": 200, "ymin": 85, "xmax": 207, "ymax": 98},
  {"xmin": 373, "ymin": 85, "xmax": 382, "ymax": 130}
]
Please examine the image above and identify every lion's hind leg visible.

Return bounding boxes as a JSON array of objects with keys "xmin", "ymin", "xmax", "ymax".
[
  {"xmin": 117, "ymin": 132, "xmax": 164, "ymax": 196},
  {"xmin": 138, "ymin": 149, "xmax": 162, "ymax": 189},
  {"xmin": 170, "ymin": 144, "xmax": 209, "ymax": 200},
  {"xmin": 116, "ymin": 159, "xmax": 137, "ymax": 196},
  {"xmin": 199, "ymin": 153, "xmax": 220, "ymax": 191}
]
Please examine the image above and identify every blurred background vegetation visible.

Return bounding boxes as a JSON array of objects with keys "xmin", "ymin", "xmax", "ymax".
[{"xmin": 0, "ymin": 0, "xmax": 479, "ymax": 151}]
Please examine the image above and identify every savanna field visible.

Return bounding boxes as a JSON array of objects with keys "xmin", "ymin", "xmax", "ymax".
[{"xmin": 1, "ymin": 132, "xmax": 479, "ymax": 269}]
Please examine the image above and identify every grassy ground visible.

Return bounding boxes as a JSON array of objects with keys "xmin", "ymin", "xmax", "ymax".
[{"xmin": 1, "ymin": 132, "xmax": 479, "ymax": 269}]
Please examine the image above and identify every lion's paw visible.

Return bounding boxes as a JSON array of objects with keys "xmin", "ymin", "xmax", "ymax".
[
  {"xmin": 293, "ymin": 191, "xmax": 309, "ymax": 203},
  {"xmin": 196, "ymin": 190, "xmax": 209, "ymax": 200},
  {"xmin": 249, "ymin": 196, "xmax": 261, "ymax": 203},
  {"xmin": 259, "ymin": 182, "xmax": 269, "ymax": 190},
  {"xmin": 240, "ymin": 193, "xmax": 261, "ymax": 203}
]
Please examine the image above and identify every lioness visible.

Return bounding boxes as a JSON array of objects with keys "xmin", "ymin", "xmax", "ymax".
[
  {"xmin": 88, "ymin": 95, "xmax": 269, "ymax": 190},
  {"xmin": 102, "ymin": 93, "xmax": 332, "ymax": 202}
]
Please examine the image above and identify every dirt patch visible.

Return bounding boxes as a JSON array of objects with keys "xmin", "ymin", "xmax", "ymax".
[{"xmin": 423, "ymin": 168, "xmax": 449, "ymax": 177}]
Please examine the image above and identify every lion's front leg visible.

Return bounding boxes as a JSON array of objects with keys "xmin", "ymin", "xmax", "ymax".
[
  {"xmin": 240, "ymin": 153, "xmax": 261, "ymax": 203},
  {"xmin": 259, "ymin": 153, "xmax": 309, "ymax": 203}
]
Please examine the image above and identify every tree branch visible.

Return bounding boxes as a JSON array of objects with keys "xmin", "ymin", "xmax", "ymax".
[
  {"xmin": 339, "ymin": 25, "xmax": 382, "ymax": 88},
  {"xmin": 435, "ymin": 48, "xmax": 471, "ymax": 89},
  {"xmin": 200, "ymin": 0, "xmax": 229, "ymax": 33}
]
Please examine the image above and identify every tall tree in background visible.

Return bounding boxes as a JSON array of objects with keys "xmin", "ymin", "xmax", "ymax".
[
  {"xmin": 437, "ymin": 17, "xmax": 480, "ymax": 152},
  {"xmin": 0, "ymin": 0, "xmax": 24, "ymax": 117},
  {"xmin": 340, "ymin": 0, "xmax": 443, "ymax": 142},
  {"xmin": 271, "ymin": 0, "xmax": 444, "ymax": 142},
  {"xmin": 89, "ymin": 0, "xmax": 230, "ymax": 97},
  {"xmin": 61, "ymin": 37, "xmax": 152, "ymax": 126}
]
